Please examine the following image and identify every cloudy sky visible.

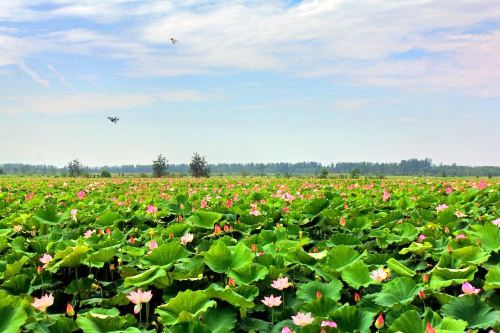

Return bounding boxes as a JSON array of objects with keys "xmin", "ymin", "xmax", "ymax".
[{"xmin": 1, "ymin": 0, "xmax": 499, "ymax": 166}]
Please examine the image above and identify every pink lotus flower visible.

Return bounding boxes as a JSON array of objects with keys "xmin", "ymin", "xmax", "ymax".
[
  {"xmin": 445, "ymin": 187, "xmax": 453, "ymax": 194},
  {"xmin": 282, "ymin": 206, "xmax": 290, "ymax": 213},
  {"xmin": 126, "ymin": 289, "xmax": 153, "ymax": 314},
  {"xmin": 149, "ymin": 240, "xmax": 158, "ymax": 250},
  {"xmin": 454, "ymin": 210, "xmax": 466, "ymax": 218},
  {"xmin": 180, "ymin": 233, "xmax": 194, "ymax": 245},
  {"xmin": 271, "ymin": 276, "xmax": 291, "ymax": 290},
  {"xmin": 261, "ymin": 295, "xmax": 282, "ymax": 308},
  {"xmin": 146, "ymin": 204, "xmax": 157, "ymax": 214},
  {"xmin": 282, "ymin": 328, "xmax": 293, "ymax": 333},
  {"xmin": 436, "ymin": 204, "xmax": 448, "ymax": 212},
  {"xmin": 461, "ymin": 282, "xmax": 481, "ymax": 295},
  {"xmin": 492, "ymin": 218, "xmax": 500, "ymax": 226},
  {"xmin": 475, "ymin": 180, "xmax": 487, "ymax": 190},
  {"xmin": 32, "ymin": 293, "xmax": 54, "ymax": 312},
  {"xmin": 70, "ymin": 209, "xmax": 78, "ymax": 221},
  {"xmin": 382, "ymin": 190, "xmax": 391, "ymax": 202},
  {"xmin": 418, "ymin": 234, "xmax": 427, "ymax": 242},
  {"xmin": 250, "ymin": 204, "xmax": 261, "ymax": 216},
  {"xmin": 200, "ymin": 199, "xmax": 208, "ymax": 208},
  {"xmin": 84, "ymin": 229, "xmax": 96, "ymax": 238},
  {"xmin": 77, "ymin": 191, "xmax": 86, "ymax": 199},
  {"xmin": 455, "ymin": 234, "xmax": 466, "ymax": 240},
  {"xmin": 292, "ymin": 312, "xmax": 314, "ymax": 327},
  {"xmin": 226, "ymin": 199, "xmax": 233, "ymax": 208},
  {"xmin": 321, "ymin": 321, "xmax": 337, "ymax": 328},
  {"xmin": 39, "ymin": 254, "xmax": 52, "ymax": 268},
  {"xmin": 370, "ymin": 267, "xmax": 390, "ymax": 282}
]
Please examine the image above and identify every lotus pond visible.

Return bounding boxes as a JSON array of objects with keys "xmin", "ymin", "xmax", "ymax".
[{"xmin": 0, "ymin": 177, "xmax": 498, "ymax": 333}]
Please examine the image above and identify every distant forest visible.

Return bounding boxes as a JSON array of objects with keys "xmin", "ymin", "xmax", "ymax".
[{"xmin": 1, "ymin": 159, "xmax": 499, "ymax": 177}]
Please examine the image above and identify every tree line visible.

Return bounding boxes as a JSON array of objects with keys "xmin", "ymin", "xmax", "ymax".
[{"xmin": 1, "ymin": 158, "xmax": 499, "ymax": 177}]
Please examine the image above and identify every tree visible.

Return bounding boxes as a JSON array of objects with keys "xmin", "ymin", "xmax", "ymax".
[
  {"xmin": 152, "ymin": 154, "xmax": 168, "ymax": 178},
  {"xmin": 0, "ymin": 167, "xmax": 4, "ymax": 175},
  {"xmin": 68, "ymin": 159, "xmax": 83, "ymax": 177},
  {"xmin": 350, "ymin": 168, "xmax": 361, "ymax": 178},
  {"xmin": 101, "ymin": 170, "xmax": 111, "ymax": 178},
  {"xmin": 256, "ymin": 163, "xmax": 266, "ymax": 176},
  {"xmin": 318, "ymin": 168, "xmax": 329, "ymax": 179},
  {"xmin": 189, "ymin": 153, "xmax": 210, "ymax": 178}
]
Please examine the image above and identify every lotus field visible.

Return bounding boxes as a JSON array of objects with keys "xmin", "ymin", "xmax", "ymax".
[{"xmin": 0, "ymin": 177, "xmax": 499, "ymax": 333}]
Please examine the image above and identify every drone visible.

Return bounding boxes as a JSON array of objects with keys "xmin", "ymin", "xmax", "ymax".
[
  {"xmin": 107, "ymin": 116, "xmax": 119, "ymax": 124},
  {"xmin": 170, "ymin": 37, "xmax": 179, "ymax": 45}
]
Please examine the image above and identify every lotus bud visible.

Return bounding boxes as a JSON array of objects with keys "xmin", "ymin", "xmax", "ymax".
[
  {"xmin": 228, "ymin": 277, "xmax": 235, "ymax": 287},
  {"xmin": 423, "ymin": 273, "xmax": 429, "ymax": 283},
  {"xmin": 418, "ymin": 289, "xmax": 426, "ymax": 300},
  {"xmin": 375, "ymin": 314, "xmax": 384, "ymax": 329},
  {"xmin": 251, "ymin": 243, "xmax": 257, "ymax": 253},
  {"xmin": 354, "ymin": 292, "xmax": 361, "ymax": 302},
  {"xmin": 66, "ymin": 303, "xmax": 75, "ymax": 316},
  {"xmin": 169, "ymin": 232, "xmax": 174, "ymax": 239},
  {"xmin": 316, "ymin": 291, "xmax": 322, "ymax": 299},
  {"xmin": 37, "ymin": 266, "xmax": 43, "ymax": 274}
]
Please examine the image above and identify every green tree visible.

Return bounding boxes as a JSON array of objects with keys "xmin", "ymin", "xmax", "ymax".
[
  {"xmin": 189, "ymin": 153, "xmax": 210, "ymax": 178},
  {"xmin": 152, "ymin": 154, "xmax": 168, "ymax": 178},
  {"xmin": 0, "ymin": 167, "xmax": 4, "ymax": 175},
  {"xmin": 350, "ymin": 168, "xmax": 361, "ymax": 178},
  {"xmin": 256, "ymin": 163, "xmax": 266, "ymax": 176},
  {"xmin": 68, "ymin": 159, "xmax": 83, "ymax": 177},
  {"xmin": 101, "ymin": 170, "xmax": 111, "ymax": 178},
  {"xmin": 318, "ymin": 168, "xmax": 329, "ymax": 179}
]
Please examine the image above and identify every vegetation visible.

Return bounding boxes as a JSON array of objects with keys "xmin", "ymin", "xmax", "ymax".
[
  {"xmin": 152, "ymin": 154, "xmax": 168, "ymax": 178},
  {"xmin": 101, "ymin": 170, "xmax": 111, "ymax": 178},
  {"xmin": 0, "ymin": 177, "xmax": 498, "ymax": 332},
  {"xmin": 67, "ymin": 159, "xmax": 83, "ymax": 177},
  {"xmin": 1, "ymin": 159, "xmax": 499, "ymax": 176},
  {"xmin": 189, "ymin": 152, "xmax": 210, "ymax": 178}
]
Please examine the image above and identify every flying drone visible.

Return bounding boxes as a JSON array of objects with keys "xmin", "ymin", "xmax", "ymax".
[{"xmin": 108, "ymin": 117, "xmax": 119, "ymax": 124}]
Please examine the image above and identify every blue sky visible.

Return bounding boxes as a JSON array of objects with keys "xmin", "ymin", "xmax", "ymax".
[{"xmin": 1, "ymin": 0, "xmax": 499, "ymax": 166}]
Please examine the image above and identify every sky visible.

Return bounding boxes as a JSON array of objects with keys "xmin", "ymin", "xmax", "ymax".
[{"xmin": 1, "ymin": 0, "xmax": 499, "ymax": 167}]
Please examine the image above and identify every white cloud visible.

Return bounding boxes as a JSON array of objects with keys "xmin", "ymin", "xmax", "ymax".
[
  {"xmin": 0, "ymin": 89, "xmax": 218, "ymax": 115},
  {"xmin": 17, "ymin": 61, "xmax": 50, "ymax": 87},
  {"xmin": 1, "ymin": 0, "xmax": 500, "ymax": 95}
]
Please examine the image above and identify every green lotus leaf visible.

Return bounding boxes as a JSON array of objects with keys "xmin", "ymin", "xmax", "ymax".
[
  {"xmin": 374, "ymin": 277, "xmax": 420, "ymax": 307},
  {"xmin": 302, "ymin": 297, "xmax": 340, "ymax": 317},
  {"xmin": 186, "ymin": 211, "xmax": 223, "ymax": 229},
  {"xmin": 228, "ymin": 263, "xmax": 268, "ymax": 285},
  {"xmin": 330, "ymin": 305, "xmax": 375, "ymax": 333},
  {"xmin": 123, "ymin": 266, "xmax": 166, "ymax": 288},
  {"xmin": 4, "ymin": 255, "xmax": 29, "ymax": 278},
  {"xmin": 204, "ymin": 241, "xmax": 252, "ymax": 273},
  {"xmin": 470, "ymin": 223, "xmax": 500, "ymax": 252},
  {"xmin": 327, "ymin": 245, "xmax": 365, "ymax": 271},
  {"xmin": 204, "ymin": 284, "xmax": 255, "ymax": 309},
  {"xmin": 484, "ymin": 266, "xmax": 500, "ymax": 290},
  {"xmin": 0, "ymin": 294, "xmax": 28, "ymax": 333},
  {"xmin": 438, "ymin": 316, "xmax": 468, "ymax": 332},
  {"xmin": 341, "ymin": 260, "xmax": 373, "ymax": 289},
  {"xmin": 386, "ymin": 258, "xmax": 416, "ymax": 277},
  {"xmin": 399, "ymin": 242, "xmax": 433, "ymax": 255},
  {"xmin": 441, "ymin": 295, "xmax": 500, "ymax": 329},
  {"xmin": 76, "ymin": 308, "xmax": 126, "ymax": 333},
  {"xmin": 1, "ymin": 274, "xmax": 30, "ymax": 294},
  {"xmin": 144, "ymin": 243, "xmax": 188, "ymax": 267},
  {"xmin": 95, "ymin": 211, "xmax": 122, "ymax": 227},
  {"xmin": 387, "ymin": 310, "xmax": 424, "ymax": 333},
  {"xmin": 451, "ymin": 246, "xmax": 490, "ymax": 266},
  {"xmin": 170, "ymin": 322, "xmax": 212, "ymax": 333},
  {"xmin": 302, "ymin": 198, "xmax": 329, "ymax": 217},
  {"xmin": 155, "ymin": 290, "xmax": 216, "ymax": 325},
  {"xmin": 430, "ymin": 265, "xmax": 477, "ymax": 290},
  {"xmin": 296, "ymin": 279, "xmax": 343, "ymax": 303},
  {"xmin": 87, "ymin": 246, "xmax": 119, "ymax": 268},
  {"xmin": 50, "ymin": 245, "xmax": 89, "ymax": 270},
  {"xmin": 204, "ymin": 307, "xmax": 237, "ymax": 333}
]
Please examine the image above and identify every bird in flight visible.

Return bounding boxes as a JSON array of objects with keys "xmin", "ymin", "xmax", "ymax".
[
  {"xmin": 108, "ymin": 116, "xmax": 119, "ymax": 124},
  {"xmin": 170, "ymin": 37, "xmax": 179, "ymax": 44}
]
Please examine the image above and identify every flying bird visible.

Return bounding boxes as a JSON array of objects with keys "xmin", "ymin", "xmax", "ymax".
[
  {"xmin": 108, "ymin": 116, "xmax": 119, "ymax": 124},
  {"xmin": 170, "ymin": 37, "xmax": 179, "ymax": 44}
]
